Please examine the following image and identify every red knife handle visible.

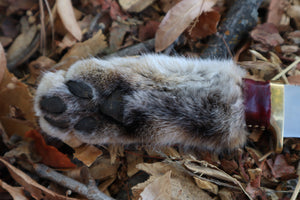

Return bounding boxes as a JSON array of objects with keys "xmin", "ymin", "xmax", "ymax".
[{"xmin": 243, "ymin": 79, "xmax": 271, "ymax": 128}]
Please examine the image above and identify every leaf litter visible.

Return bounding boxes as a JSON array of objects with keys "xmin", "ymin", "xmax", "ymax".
[{"xmin": 0, "ymin": 0, "xmax": 300, "ymax": 200}]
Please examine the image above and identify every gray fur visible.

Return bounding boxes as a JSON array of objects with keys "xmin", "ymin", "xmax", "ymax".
[{"xmin": 34, "ymin": 54, "xmax": 248, "ymax": 153}]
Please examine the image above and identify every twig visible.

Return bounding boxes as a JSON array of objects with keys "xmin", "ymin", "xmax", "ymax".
[
  {"xmin": 271, "ymin": 57, "xmax": 300, "ymax": 81},
  {"xmin": 201, "ymin": 0, "xmax": 264, "ymax": 58},
  {"xmin": 103, "ymin": 39, "xmax": 155, "ymax": 58},
  {"xmin": 33, "ymin": 164, "xmax": 115, "ymax": 200}
]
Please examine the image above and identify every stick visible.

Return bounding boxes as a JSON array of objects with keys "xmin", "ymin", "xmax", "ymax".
[
  {"xmin": 33, "ymin": 164, "xmax": 115, "ymax": 200},
  {"xmin": 103, "ymin": 39, "xmax": 155, "ymax": 58},
  {"xmin": 201, "ymin": 0, "xmax": 264, "ymax": 58}
]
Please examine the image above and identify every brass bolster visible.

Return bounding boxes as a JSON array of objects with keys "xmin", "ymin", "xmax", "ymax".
[{"xmin": 270, "ymin": 83, "xmax": 284, "ymax": 153}]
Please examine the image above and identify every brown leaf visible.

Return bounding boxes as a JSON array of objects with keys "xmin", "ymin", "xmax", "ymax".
[
  {"xmin": 57, "ymin": 0, "xmax": 82, "ymax": 41},
  {"xmin": 25, "ymin": 130, "xmax": 76, "ymax": 169},
  {"xmin": 139, "ymin": 171, "xmax": 172, "ymax": 200},
  {"xmin": 155, "ymin": 0, "xmax": 217, "ymax": 52},
  {"xmin": 267, "ymin": 0, "xmax": 289, "ymax": 26},
  {"xmin": 73, "ymin": 144, "xmax": 103, "ymax": 167},
  {"xmin": 138, "ymin": 21, "xmax": 160, "ymax": 41},
  {"xmin": 267, "ymin": 154, "xmax": 295, "ymax": 178},
  {"xmin": 0, "ymin": 157, "xmax": 80, "ymax": 200},
  {"xmin": 187, "ymin": 10, "xmax": 220, "ymax": 40},
  {"xmin": 108, "ymin": 21, "xmax": 130, "ymax": 52},
  {"xmin": 58, "ymin": 30, "xmax": 107, "ymax": 70},
  {"xmin": 0, "ymin": 44, "xmax": 37, "ymax": 137},
  {"xmin": 194, "ymin": 177, "xmax": 218, "ymax": 195},
  {"xmin": 6, "ymin": 24, "xmax": 37, "ymax": 65},
  {"xmin": 0, "ymin": 179, "xmax": 28, "ymax": 200},
  {"xmin": 119, "ymin": 0, "xmax": 155, "ymax": 12},
  {"xmin": 250, "ymin": 23, "xmax": 284, "ymax": 47}
]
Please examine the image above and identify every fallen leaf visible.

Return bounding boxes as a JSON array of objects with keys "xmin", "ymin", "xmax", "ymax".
[
  {"xmin": 187, "ymin": 10, "xmax": 220, "ymax": 40},
  {"xmin": 108, "ymin": 21, "xmax": 130, "ymax": 52},
  {"xmin": 267, "ymin": 0, "xmax": 289, "ymax": 26},
  {"xmin": 281, "ymin": 45, "xmax": 299, "ymax": 54},
  {"xmin": 0, "ymin": 44, "xmax": 37, "ymax": 137},
  {"xmin": 0, "ymin": 179, "xmax": 28, "ymax": 200},
  {"xmin": 25, "ymin": 130, "xmax": 76, "ymax": 169},
  {"xmin": 287, "ymin": 5, "xmax": 300, "ymax": 29},
  {"xmin": 138, "ymin": 21, "xmax": 160, "ymax": 41},
  {"xmin": 140, "ymin": 171, "xmax": 172, "ymax": 200},
  {"xmin": 57, "ymin": 0, "xmax": 82, "ymax": 41},
  {"xmin": 134, "ymin": 162, "xmax": 212, "ymax": 200},
  {"xmin": 6, "ymin": 24, "xmax": 37, "ymax": 66},
  {"xmin": 93, "ymin": 0, "xmax": 128, "ymax": 20},
  {"xmin": 126, "ymin": 151, "xmax": 144, "ymax": 177},
  {"xmin": 155, "ymin": 0, "xmax": 217, "ymax": 52},
  {"xmin": 119, "ymin": 0, "xmax": 155, "ymax": 12},
  {"xmin": 0, "ymin": 157, "xmax": 79, "ymax": 200},
  {"xmin": 194, "ymin": 177, "xmax": 218, "ymax": 195},
  {"xmin": 250, "ymin": 23, "xmax": 284, "ymax": 47},
  {"xmin": 73, "ymin": 144, "xmax": 103, "ymax": 167},
  {"xmin": 89, "ymin": 157, "xmax": 120, "ymax": 180},
  {"xmin": 267, "ymin": 154, "xmax": 295, "ymax": 178},
  {"xmin": 58, "ymin": 30, "xmax": 107, "ymax": 70},
  {"xmin": 27, "ymin": 56, "xmax": 56, "ymax": 84}
]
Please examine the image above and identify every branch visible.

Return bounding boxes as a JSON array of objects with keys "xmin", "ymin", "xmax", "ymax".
[
  {"xmin": 33, "ymin": 164, "xmax": 115, "ymax": 200},
  {"xmin": 201, "ymin": 0, "xmax": 264, "ymax": 58}
]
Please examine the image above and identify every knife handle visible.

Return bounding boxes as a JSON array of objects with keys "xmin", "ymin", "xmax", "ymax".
[
  {"xmin": 243, "ymin": 79, "xmax": 283, "ymax": 153},
  {"xmin": 243, "ymin": 79, "xmax": 271, "ymax": 128}
]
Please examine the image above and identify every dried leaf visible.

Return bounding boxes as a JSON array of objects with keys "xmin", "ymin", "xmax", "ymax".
[
  {"xmin": 0, "ymin": 157, "xmax": 79, "ymax": 200},
  {"xmin": 188, "ymin": 10, "xmax": 220, "ymax": 40},
  {"xmin": 25, "ymin": 130, "xmax": 76, "ymax": 169},
  {"xmin": 184, "ymin": 159, "xmax": 252, "ymax": 199},
  {"xmin": 126, "ymin": 151, "xmax": 144, "ymax": 177},
  {"xmin": 155, "ymin": 0, "xmax": 217, "ymax": 52},
  {"xmin": 267, "ymin": 0, "xmax": 289, "ymax": 26},
  {"xmin": 58, "ymin": 30, "xmax": 107, "ymax": 70},
  {"xmin": 250, "ymin": 23, "xmax": 284, "ymax": 47},
  {"xmin": 0, "ymin": 45, "xmax": 36, "ymax": 137},
  {"xmin": 57, "ymin": 0, "xmax": 82, "ymax": 41},
  {"xmin": 119, "ymin": 0, "xmax": 155, "ymax": 12},
  {"xmin": 108, "ymin": 21, "xmax": 130, "ymax": 52},
  {"xmin": 138, "ymin": 21, "xmax": 160, "ymax": 41},
  {"xmin": 6, "ymin": 24, "xmax": 37, "ymax": 65},
  {"xmin": 73, "ymin": 144, "xmax": 103, "ymax": 167},
  {"xmin": 0, "ymin": 179, "xmax": 28, "ymax": 200},
  {"xmin": 89, "ymin": 157, "xmax": 120, "ymax": 180},
  {"xmin": 194, "ymin": 177, "xmax": 218, "ymax": 194},
  {"xmin": 267, "ymin": 154, "xmax": 295, "ymax": 178},
  {"xmin": 135, "ymin": 162, "xmax": 212, "ymax": 200},
  {"xmin": 140, "ymin": 171, "xmax": 172, "ymax": 200}
]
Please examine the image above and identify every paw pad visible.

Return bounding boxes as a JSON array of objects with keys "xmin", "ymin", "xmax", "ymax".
[
  {"xmin": 74, "ymin": 116, "xmax": 97, "ymax": 132},
  {"xmin": 40, "ymin": 96, "xmax": 66, "ymax": 114},
  {"xmin": 66, "ymin": 80, "xmax": 93, "ymax": 99}
]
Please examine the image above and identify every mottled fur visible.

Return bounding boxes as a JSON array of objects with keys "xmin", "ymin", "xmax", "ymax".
[{"xmin": 34, "ymin": 54, "xmax": 248, "ymax": 152}]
